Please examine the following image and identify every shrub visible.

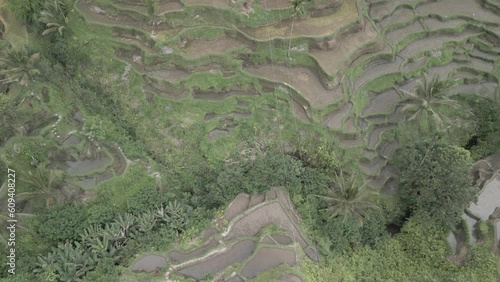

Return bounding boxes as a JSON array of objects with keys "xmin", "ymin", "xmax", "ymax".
[{"xmin": 34, "ymin": 204, "xmax": 86, "ymax": 245}]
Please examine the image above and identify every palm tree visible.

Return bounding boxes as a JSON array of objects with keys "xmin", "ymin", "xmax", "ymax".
[
  {"xmin": 18, "ymin": 165, "xmax": 63, "ymax": 208},
  {"xmin": 315, "ymin": 170, "xmax": 379, "ymax": 225},
  {"xmin": 0, "ymin": 47, "xmax": 40, "ymax": 89},
  {"xmin": 38, "ymin": 0, "xmax": 72, "ymax": 36},
  {"xmin": 395, "ymin": 73, "xmax": 459, "ymax": 126}
]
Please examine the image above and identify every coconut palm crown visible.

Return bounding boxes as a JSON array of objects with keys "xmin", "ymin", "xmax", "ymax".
[
  {"xmin": 315, "ymin": 170, "xmax": 379, "ymax": 225},
  {"xmin": 395, "ymin": 73, "xmax": 460, "ymax": 125}
]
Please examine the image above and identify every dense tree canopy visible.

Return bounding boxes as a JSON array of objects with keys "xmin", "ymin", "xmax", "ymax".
[
  {"xmin": 5, "ymin": 0, "xmax": 44, "ymax": 23},
  {"xmin": 394, "ymin": 140, "xmax": 476, "ymax": 229}
]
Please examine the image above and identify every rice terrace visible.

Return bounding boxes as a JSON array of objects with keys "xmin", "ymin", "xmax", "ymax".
[{"xmin": 0, "ymin": 0, "xmax": 500, "ymax": 281}]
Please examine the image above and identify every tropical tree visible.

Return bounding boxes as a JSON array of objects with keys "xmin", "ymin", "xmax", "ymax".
[
  {"xmin": 395, "ymin": 73, "xmax": 459, "ymax": 126},
  {"xmin": 18, "ymin": 165, "xmax": 63, "ymax": 208},
  {"xmin": 394, "ymin": 139, "xmax": 476, "ymax": 229},
  {"xmin": 38, "ymin": 0, "xmax": 72, "ymax": 36},
  {"xmin": 155, "ymin": 200, "xmax": 190, "ymax": 235},
  {"xmin": 87, "ymin": 236, "xmax": 118, "ymax": 260},
  {"xmin": 5, "ymin": 0, "xmax": 45, "ymax": 23},
  {"xmin": 315, "ymin": 170, "xmax": 379, "ymax": 225},
  {"xmin": 0, "ymin": 47, "xmax": 40, "ymax": 91},
  {"xmin": 102, "ymin": 213, "xmax": 137, "ymax": 250},
  {"xmin": 35, "ymin": 241, "xmax": 98, "ymax": 281},
  {"xmin": 136, "ymin": 209, "xmax": 157, "ymax": 232}
]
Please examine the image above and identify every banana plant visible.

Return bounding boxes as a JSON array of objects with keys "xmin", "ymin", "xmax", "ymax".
[{"xmin": 137, "ymin": 209, "xmax": 157, "ymax": 233}]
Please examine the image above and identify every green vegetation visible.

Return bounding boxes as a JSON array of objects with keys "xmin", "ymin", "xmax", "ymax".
[
  {"xmin": 1, "ymin": 0, "xmax": 499, "ymax": 281},
  {"xmin": 394, "ymin": 140, "xmax": 476, "ymax": 229},
  {"xmin": 315, "ymin": 170, "xmax": 379, "ymax": 225},
  {"xmin": 396, "ymin": 73, "xmax": 459, "ymax": 126}
]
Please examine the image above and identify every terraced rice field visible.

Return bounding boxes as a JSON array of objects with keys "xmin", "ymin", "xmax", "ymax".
[
  {"xmin": 74, "ymin": 0, "xmax": 500, "ymax": 277},
  {"xmin": 153, "ymin": 187, "xmax": 315, "ymax": 280}
]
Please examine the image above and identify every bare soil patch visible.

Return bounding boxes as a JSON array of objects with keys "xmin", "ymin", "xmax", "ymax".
[
  {"xmin": 131, "ymin": 255, "xmax": 167, "ymax": 272},
  {"xmin": 471, "ymin": 48, "xmax": 498, "ymax": 62},
  {"xmin": 469, "ymin": 57, "xmax": 494, "ymax": 73},
  {"xmin": 416, "ymin": 0, "xmax": 500, "ymax": 24},
  {"xmin": 62, "ymin": 134, "xmax": 82, "ymax": 147},
  {"xmin": 183, "ymin": 37, "xmax": 243, "ymax": 58},
  {"xmin": 363, "ymin": 149, "xmax": 377, "ymax": 159},
  {"xmin": 304, "ymin": 246, "xmax": 319, "ymax": 261},
  {"xmin": 450, "ymin": 81, "xmax": 497, "ymax": 99},
  {"xmin": 339, "ymin": 133, "xmax": 365, "ymax": 148},
  {"xmin": 343, "ymin": 117, "xmax": 358, "ymax": 134},
  {"xmin": 261, "ymin": 234, "xmax": 276, "ymax": 244},
  {"xmin": 381, "ymin": 178, "xmax": 397, "ymax": 195},
  {"xmin": 401, "ymin": 56, "xmax": 426, "ymax": 72},
  {"xmin": 377, "ymin": 140, "xmax": 399, "ymax": 159},
  {"xmin": 183, "ymin": 0, "xmax": 231, "ymax": 8},
  {"xmin": 400, "ymin": 31, "xmax": 478, "ymax": 58},
  {"xmin": 249, "ymin": 193, "xmax": 266, "ymax": 207},
  {"xmin": 378, "ymin": 6, "xmax": 415, "ymax": 29},
  {"xmin": 176, "ymin": 239, "xmax": 256, "ymax": 280},
  {"xmin": 272, "ymin": 234, "xmax": 293, "ymax": 245},
  {"xmin": 453, "ymin": 69, "xmax": 480, "ymax": 80},
  {"xmin": 225, "ymin": 202, "xmax": 308, "ymax": 248},
  {"xmin": 367, "ymin": 125, "xmax": 396, "ymax": 149},
  {"xmin": 291, "ymin": 99, "xmax": 311, "ymax": 122},
  {"xmin": 426, "ymin": 62, "xmax": 460, "ymax": 79},
  {"xmin": 353, "ymin": 56, "xmax": 404, "ymax": 94},
  {"xmin": 260, "ymin": 0, "xmax": 289, "ymax": 9},
  {"xmin": 51, "ymin": 151, "xmax": 112, "ymax": 175},
  {"xmin": 468, "ymin": 173, "xmax": 500, "ymax": 220},
  {"xmin": 203, "ymin": 227, "xmax": 219, "ymax": 240},
  {"xmin": 324, "ymin": 102, "xmax": 352, "ymax": 129},
  {"xmin": 311, "ymin": 24, "xmax": 378, "ymax": 75},
  {"xmin": 359, "ymin": 156, "xmax": 386, "ymax": 176},
  {"xmin": 169, "ymin": 238, "xmax": 219, "ymax": 263},
  {"xmin": 246, "ymin": 0, "xmax": 358, "ymax": 39},
  {"xmin": 246, "ymin": 65, "xmax": 339, "ymax": 107},
  {"xmin": 385, "ymin": 20, "xmax": 424, "ymax": 45},
  {"xmin": 241, "ymin": 247, "xmax": 296, "ymax": 279},
  {"xmin": 224, "ymin": 193, "xmax": 250, "ymax": 221},
  {"xmin": 362, "ymin": 89, "xmax": 401, "ymax": 117},
  {"xmin": 422, "ymin": 18, "xmax": 467, "ymax": 31}
]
